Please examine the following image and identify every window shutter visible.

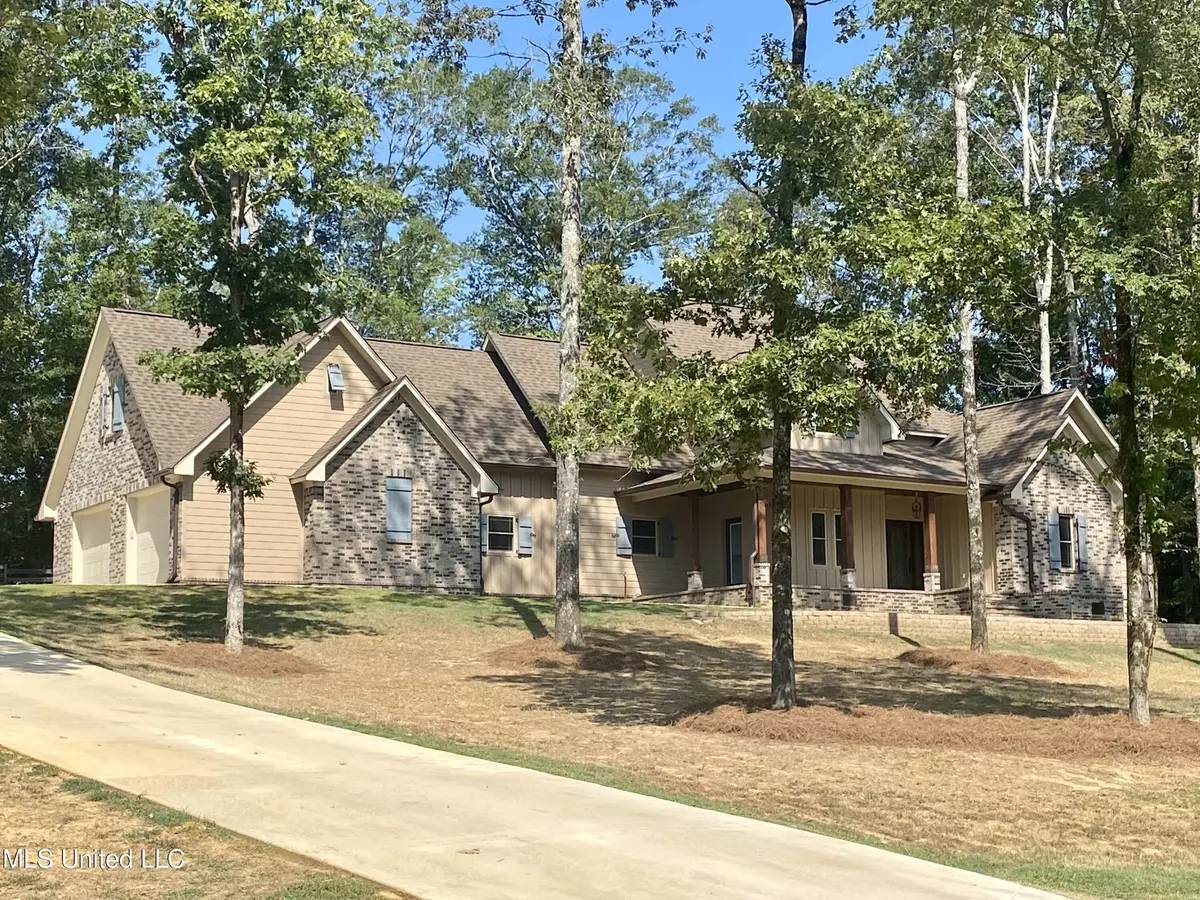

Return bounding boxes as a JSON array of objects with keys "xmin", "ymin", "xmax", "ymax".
[
  {"xmin": 518, "ymin": 515, "xmax": 534, "ymax": 556},
  {"xmin": 111, "ymin": 376, "xmax": 126, "ymax": 430},
  {"xmin": 1047, "ymin": 511, "xmax": 1061, "ymax": 571},
  {"xmin": 1076, "ymin": 514, "xmax": 1088, "ymax": 573},
  {"xmin": 386, "ymin": 477, "xmax": 412, "ymax": 541},
  {"xmin": 98, "ymin": 381, "xmax": 106, "ymax": 439},
  {"xmin": 480, "ymin": 514, "xmax": 489, "ymax": 555},
  {"xmin": 615, "ymin": 516, "xmax": 632, "ymax": 557},
  {"xmin": 659, "ymin": 518, "xmax": 674, "ymax": 557}
]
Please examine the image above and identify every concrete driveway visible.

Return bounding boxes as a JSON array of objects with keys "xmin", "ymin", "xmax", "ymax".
[{"xmin": 0, "ymin": 632, "xmax": 1062, "ymax": 900}]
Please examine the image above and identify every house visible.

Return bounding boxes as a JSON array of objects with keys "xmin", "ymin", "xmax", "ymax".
[{"xmin": 38, "ymin": 307, "xmax": 1126, "ymax": 619}]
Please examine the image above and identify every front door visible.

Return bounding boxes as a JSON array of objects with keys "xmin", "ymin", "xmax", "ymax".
[
  {"xmin": 725, "ymin": 518, "xmax": 744, "ymax": 585},
  {"xmin": 885, "ymin": 519, "xmax": 924, "ymax": 590}
]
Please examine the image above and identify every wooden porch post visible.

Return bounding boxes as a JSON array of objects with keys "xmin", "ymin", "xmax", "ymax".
[
  {"xmin": 923, "ymin": 492, "xmax": 941, "ymax": 592},
  {"xmin": 750, "ymin": 490, "xmax": 770, "ymax": 605},
  {"xmin": 838, "ymin": 483, "xmax": 856, "ymax": 590},
  {"xmin": 687, "ymin": 492, "xmax": 703, "ymax": 591}
]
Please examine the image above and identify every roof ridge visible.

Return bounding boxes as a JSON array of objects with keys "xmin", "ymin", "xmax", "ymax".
[
  {"xmin": 366, "ymin": 336, "xmax": 483, "ymax": 353},
  {"xmin": 978, "ymin": 389, "xmax": 1071, "ymax": 412},
  {"xmin": 101, "ymin": 306, "xmax": 185, "ymax": 321},
  {"xmin": 488, "ymin": 331, "xmax": 560, "ymax": 344}
]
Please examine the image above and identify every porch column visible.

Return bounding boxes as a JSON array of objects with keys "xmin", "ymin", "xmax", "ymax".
[
  {"xmin": 839, "ymin": 484, "xmax": 857, "ymax": 590},
  {"xmin": 751, "ymin": 491, "xmax": 770, "ymax": 605},
  {"xmin": 687, "ymin": 492, "xmax": 703, "ymax": 591},
  {"xmin": 923, "ymin": 492, "xmax": 941, "ymax": 592}
]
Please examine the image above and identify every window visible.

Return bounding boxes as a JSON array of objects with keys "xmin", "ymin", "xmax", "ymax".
[
  {"xmin": 487, "ymin": 515, "xmax": 515, "ymax": 552},
  {"xmin": 630, "ymin": 518, "xmax": 659, "ymax": 556},
  {"xmin": 1058, "ymin": 514, "xmax": 1075, "ymax": 570},
  {"xmin": 834, "ymin": 513, "xmax": 845, "ymax": 568},
  {"xmin": 811, "ymin": 512, "xmax": 827, "ymax": 567},
  {"xmin": 327, "ymin": 364, "xmax": 345, "ymax": 392}
]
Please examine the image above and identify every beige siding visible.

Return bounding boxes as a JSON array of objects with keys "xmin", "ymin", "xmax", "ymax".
[
  {"xmin": 697, "ymin": 489, "xmax": 756, "ymax": 587},
  {"xmin": 790, "ymin": 484, "xmax": 889, "ymax": 589},
  {"xmin": 580, "ymin": 469, "xmax": 695, "ymax": 598},
  {"xmin": 934, "ymin": 495, "xmax": 996, "ymax": 591},
  {"xmin": 482, "ymin": 467, "xmax": 557, "ymax": 597},
  {"xmin": 791, "ymin": 408, "xmax": 889, "ymax": 455},
  {"xmin": 179, "ymin": 335, "xmax": 387, "ymax": 583}
]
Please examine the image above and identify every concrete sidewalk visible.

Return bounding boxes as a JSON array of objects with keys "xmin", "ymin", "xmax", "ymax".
[{"xmin": 0, "ymin": 632, "xmax": 1061, "ymax": 900}]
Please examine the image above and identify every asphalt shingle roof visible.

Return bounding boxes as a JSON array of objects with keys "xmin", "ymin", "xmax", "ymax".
[{"xmin": 102, "ymin": 308, "xmax": 227, "ymax": 472}]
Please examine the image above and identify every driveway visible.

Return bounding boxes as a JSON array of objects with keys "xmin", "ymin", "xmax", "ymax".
[{"xmin": 0, "ymin": 632, "xmax": 1061, "ymax": 900}]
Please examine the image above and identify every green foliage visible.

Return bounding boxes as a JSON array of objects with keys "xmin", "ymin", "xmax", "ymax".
[{"xmin": 459, "ymin": 64, "xmax": 720, "ymax": 339}]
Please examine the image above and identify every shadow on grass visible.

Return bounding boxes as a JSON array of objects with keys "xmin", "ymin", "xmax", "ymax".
[
  {"xmin": 473, "ymin": 627, "xmax": 1129, "ymax": 726},
  {"xmin": 1158, "ymin": 647, "xmax": 1200, "ymax": 668},
  {"xmin": 0, "ymin": 584, "xmax": 379, "ymax": 654}
]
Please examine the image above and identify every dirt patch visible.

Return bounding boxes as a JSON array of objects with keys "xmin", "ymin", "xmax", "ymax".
[
  {"xmin": 677, "ymin": 701, "xmax": 1200, "ymax": 761},
  {"xmin": 486, "ymin": 636, "xmax": 651, "ymax": 673},
  {"xmin": 898, "ymin": 647, "xmax": 1071, "ymax": 678},
  {"xmin": 155, "ymin": 642, "xmax": 322, "ymax": 677}
]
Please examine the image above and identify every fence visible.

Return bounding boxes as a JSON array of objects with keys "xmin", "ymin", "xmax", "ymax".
[{"xmin": 0, "ymin": 565, "xmax": 52, "ymax": 585}]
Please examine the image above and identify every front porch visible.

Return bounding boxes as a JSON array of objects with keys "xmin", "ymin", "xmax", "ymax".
[{"xmin": 618, "ymin": 471, "xmax": 995, "ymax": 611}]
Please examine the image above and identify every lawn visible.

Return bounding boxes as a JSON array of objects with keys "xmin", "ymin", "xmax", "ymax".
[
  {"xmin": 2, "ymin": 584, "xmax": 1199, "ymax": 900},
  {"xmin": 0, "ymin": 747, "xmax": 403, "ymax": 900}
]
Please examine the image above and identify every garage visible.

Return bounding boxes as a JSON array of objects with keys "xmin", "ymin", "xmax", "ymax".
[
  {"xmin": 74, "ymin": 503, "xmax": 111, "ymax": 584},
  {"xmin": 128, "ymin": 487, "xmax": 171, "ymax": 584}
]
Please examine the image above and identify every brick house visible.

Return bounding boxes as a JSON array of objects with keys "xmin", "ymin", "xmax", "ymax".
[{"xmin": 38, "ymin": 307, "xmax": 1126, "ymax": 618}]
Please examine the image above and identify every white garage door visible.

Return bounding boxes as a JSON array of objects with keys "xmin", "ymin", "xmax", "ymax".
[
  {"xmin": 130, "ymin": 489, "xmax": 170, "ymax": 584},
  {"xmin": 75, "ymin": 504, "xmax": 111, "ymax": 584}
]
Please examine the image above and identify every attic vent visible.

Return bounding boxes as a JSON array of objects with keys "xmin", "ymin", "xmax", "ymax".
[{"xmin": 327, "ymin": 364, "xmax": 345, "ymax": 392}]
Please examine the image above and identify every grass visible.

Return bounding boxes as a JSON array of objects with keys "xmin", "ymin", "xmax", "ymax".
[
  {"xmin": 3, "ymin": 583, "xmax": 1200, "ymax": 899},
  {"xmin": 0, "ymin": 748, "xmax": 405, "ymax": 900}
]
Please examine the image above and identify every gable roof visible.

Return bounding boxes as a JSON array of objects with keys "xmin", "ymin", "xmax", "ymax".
[
  {"xmin": 290, "ymin": 376, "xmax": 500, "ymax": 494},
  {"xmin": 103, "ymin": 308, "xmax": 228, "ymax": 471},
  {"xmin": 367, "ymin": 338, "xmax": 550, "ymax": 468}
]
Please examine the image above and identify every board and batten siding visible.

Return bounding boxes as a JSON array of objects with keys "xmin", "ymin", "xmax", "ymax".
[
  {"xmin": 934, "ymin": 495, "xmax": 997, "ymax": 592},
  {"xmin": 482, "ymin": 467, "xmax": 557, "ymax": 597},
  {"xmin": 178, "ymin": 335, "xmax": 387, "ymax": 583},
  {"xmin": 697, "ymin": 489, "xmax": 756, "ymax": 587},
  {"xmin": 791, "ymin": 484, "xmax": 888, "ymax": 589},
  {"xmin": 791, "ymin": 408, "xmax": 889, "ymax": 456}
]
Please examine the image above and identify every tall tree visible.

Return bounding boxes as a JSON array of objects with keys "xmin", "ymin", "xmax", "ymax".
[{"xmin": 140, "ymin": 0, "xmax": 392, "ymax": 654}]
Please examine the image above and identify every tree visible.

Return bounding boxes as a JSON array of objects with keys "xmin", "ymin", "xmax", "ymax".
[
  {"xmin": 140, "ymin": 0, "xmax": 392, "ymax": 654},
  {"xmin": 560, "ymin": 44, "xmax": 946, "ymax": 710},
  {"xmin": 459, "ymin": 65, "xmax": 719, "ymax": 340}
]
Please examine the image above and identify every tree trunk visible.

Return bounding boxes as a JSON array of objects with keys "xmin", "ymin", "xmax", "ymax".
[
  {"xmin": 954, "ymin": 70, "xmax": 988, "ymax": 654},
  {"xmin": 765, "ymin": 0, "xmax": 809, "ymax": 711},
  {"xmin": 1063, "ymin": 253, "xmax": 1081, "ymax": 389},
  {"xmin": 554, "ymin": 0, "xmax": 584, "ymax": 650},
  {"xmin": 226, "ymin": 397, "xmax": 246, "ymax": 655},
  {"xmin": 1193, "ymin": 439, "xmax": 1200, "ymax": 605},
  {"xmin": 1037, "ymin": 241, "xmax": 1053, "ymax": 394}
]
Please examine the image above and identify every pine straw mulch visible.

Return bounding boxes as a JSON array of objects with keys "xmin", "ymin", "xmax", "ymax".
[
  {"xmin": 153, "ymin": 641, "xmax": 323, "ymax": 677},
  {"xmin": 676, "ymin": 700, "xmax": 1200, "ymax": 761},
  {"xmin": 898, "ymin": 647, "xmax": 1072, "ymax": 678},
  {"xmin": 485, "ymin": 636, "xmax": 653, "ymax": 673}
]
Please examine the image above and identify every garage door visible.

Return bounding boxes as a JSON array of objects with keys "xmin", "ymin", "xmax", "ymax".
[
  {"xmin": 75, "ymin": 504, "xmax": 111, "ymax": 584},
  {"xmin": 130, "ymin": 489, "xmax": 170, "ymax": 584}
]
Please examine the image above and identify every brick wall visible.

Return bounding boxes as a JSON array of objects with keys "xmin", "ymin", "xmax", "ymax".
[
  {"xmin": 53, "ymin": 342, "xmax": 161, "ymax": 583},
  {"xmin": 303, "ymin": 394, "xmax": 481, "ymax": 591},
  {"xmin": 993, "ymin": 450, "xmax": 1125, "ymax": 617}
]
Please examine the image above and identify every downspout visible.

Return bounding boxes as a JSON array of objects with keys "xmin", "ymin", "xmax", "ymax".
[
  {"xmin": 478, "ymin": 492, "xmax": 495, "ymax": 595},
  {"xmin": 1001, "ymin": 500, "xmax": 1036, "ymax": 595}
]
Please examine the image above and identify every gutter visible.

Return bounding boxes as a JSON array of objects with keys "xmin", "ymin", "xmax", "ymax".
[{"xmin": 1001, "ymin": 500, "xmax": 1036, "ymax": 594}]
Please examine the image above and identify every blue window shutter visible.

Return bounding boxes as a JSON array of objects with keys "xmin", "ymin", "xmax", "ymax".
[
  {"xmin": 386, "ymin": 477, "xmax": 412, "ymax": 541},
  {"xmin": 98, "ymin": 380, "xmax": 105, "ymax": 438},
  {"xmin": 111, "ymin": 376, "xmax": 125, "ymax": 430},
  {"xmin": 1076, "ymin": 514, "xmax": 1088, "ymax": 573},
  {"xmin": 480, "ymin": 514, "xmax": 489, "ymax": 555},
  {"xmin": 659, "ymin": 518, "xmax": 674, "ymax": 557},
  {"xmin": 1047, "ymin": 512, "xmax": 1061, "ymax": 571},
  {"xmin": 327, "ymin": 364, "xmax": 345, "ymax": 392},
  {"xmin": 615, "ymin": 516, "xmax": 632, "ymax": 557},
  {"xmin": 518, "ymin": 515, "xmax": 534, "ymax": 556}
]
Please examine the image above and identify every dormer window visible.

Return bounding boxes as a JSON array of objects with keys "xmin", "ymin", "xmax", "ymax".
[{"xmin": 326, "ymin": 364, "xmax": 345, "ymax": 393}]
